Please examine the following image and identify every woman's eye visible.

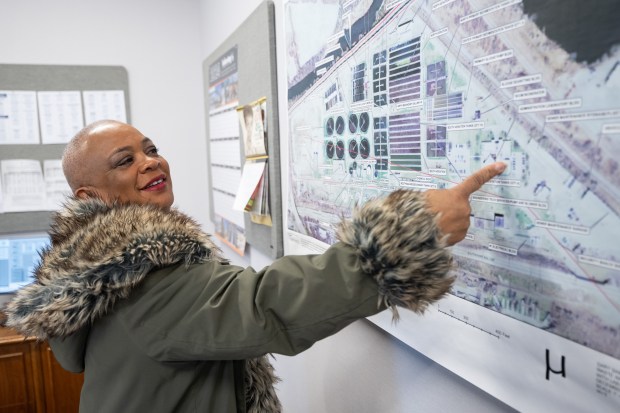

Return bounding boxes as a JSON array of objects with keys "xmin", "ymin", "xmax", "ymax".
[
  {"xmin": 117, "ymin": 156, "xmax": 133, "ymax": 167},
  {"xmin": 147, "ymin": 146, "xmax": 160, "ymax": 156}
]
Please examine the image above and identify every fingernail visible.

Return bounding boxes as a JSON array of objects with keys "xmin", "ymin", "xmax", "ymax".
[{"xmin": 495, "ymin": 162, "xmax": 506, "ymax": 172}]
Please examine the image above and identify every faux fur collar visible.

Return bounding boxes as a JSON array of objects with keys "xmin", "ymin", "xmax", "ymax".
[{"xmin": 3, "ymin": 197, "xmax": 226, "ymax": 340}]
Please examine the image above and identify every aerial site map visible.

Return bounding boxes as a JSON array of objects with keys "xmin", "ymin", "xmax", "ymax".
[{"xmin": 284, "ymin": 0, "xmax": 620, "ymax": 368}]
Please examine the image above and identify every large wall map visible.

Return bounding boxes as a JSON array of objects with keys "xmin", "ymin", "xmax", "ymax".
[{"xmin": 284, "ymin": 0, "xmax": 620, "ymax": 410}]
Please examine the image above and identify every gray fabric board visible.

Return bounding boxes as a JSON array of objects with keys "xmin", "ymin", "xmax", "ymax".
[
  {"xmin": 202, "ymin": 0, "xmax": 283, "ymax": 259},
  {"xmin": 0, "ymin": 64, "xmax": 130, "ymax": 234}
]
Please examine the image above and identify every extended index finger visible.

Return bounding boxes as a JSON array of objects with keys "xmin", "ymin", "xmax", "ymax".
[{"xmin": 455, "ymin": 162, "xmax": 507, "ymax": 197}]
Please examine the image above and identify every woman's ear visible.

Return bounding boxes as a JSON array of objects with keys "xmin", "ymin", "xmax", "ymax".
[{"xmin": 75, "ymin": 186, "xmax": 96, "ymax": 200}]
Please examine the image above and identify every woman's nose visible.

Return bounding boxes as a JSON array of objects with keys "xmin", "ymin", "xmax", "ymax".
[{"xmin": 139, "ymin": 156, "xmax": 161, "ymax": 172}]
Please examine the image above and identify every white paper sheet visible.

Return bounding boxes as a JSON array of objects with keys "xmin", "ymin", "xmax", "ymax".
[
  {"xmin": 210, "ymin": 139, "xmax": 243, "ymax": 168},
  {"xmin": 83, "ymin": 90, "xmax": 127, "ymax": 124},
  {"xmin": 37, "ymin": 91, "xmax": 84, "ymax": 144},
  {"xmin": 0, "ymin": 90, "xmax": 40, "ymax": 144},
  {"xmin": 0, "ymin": 159, "xmax": 46, "ymax": 212},
  {"xmin": 213, "ymin": 190, "xmax": 245, "ymax": 227},
  {"xmin": 209, "ymin": 107, "xmax": 246, "ymax": 230},
  {"xmin": 43, "ymin": 159, "xmax": 72, "ymax": 210},
  {"xmin": 233, "ymin": 159, "xmax": 266, "ymax": 211},
  {"xmin": 209, "ymin": 108, "xmax": 240, "ymax": 140},
  {"xmin": 211, "ymin": 166, "xmax": 242, "ymax": 195}
]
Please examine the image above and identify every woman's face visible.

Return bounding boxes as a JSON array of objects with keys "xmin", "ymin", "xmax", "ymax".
[{"xmin": 76, "ymin": 123, "xmax": 174, "ymax": 210}]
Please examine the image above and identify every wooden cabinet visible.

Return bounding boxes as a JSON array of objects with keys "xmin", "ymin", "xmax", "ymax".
[
  {"xmin": 39, "ymin": 344, "xmax": 83, "ymax": 413},
  {"xmin": 0, "ymin": 327, "xmax": 83, "ymax": 413},
  {"xmin": 0, "ymin": 338, "xmax": 42, "ymax": 413}
]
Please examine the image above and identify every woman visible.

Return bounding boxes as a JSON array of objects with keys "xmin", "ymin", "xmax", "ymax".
[{"xmin": 3, "ymin": 120, "xmax": 505, "ymax": 412}]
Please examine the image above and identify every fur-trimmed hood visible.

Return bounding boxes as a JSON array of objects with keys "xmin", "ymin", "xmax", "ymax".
[
  {"xmin": 2, "ymin": 190, "xmax": 452, "ymax": 413},
  {"xmin": 3, "ymin": 197, "xmax": 281, "ymax": 413},
  {"xmin": 4, "ymin": 197, "xmax": 226, "ymax": 340}
]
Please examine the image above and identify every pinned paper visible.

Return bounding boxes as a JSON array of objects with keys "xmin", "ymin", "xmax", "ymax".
[{"xmin": 233, "ymin": 159, "xmax": 267, "ymax": 211}]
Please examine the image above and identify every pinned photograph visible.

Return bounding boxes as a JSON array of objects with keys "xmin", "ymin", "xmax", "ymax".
[{"xmin": 238, "ymin": 99, "xmax": 267, "ymax": 158}]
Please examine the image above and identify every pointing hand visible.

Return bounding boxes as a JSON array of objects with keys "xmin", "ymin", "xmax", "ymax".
[{"xmin": 425, "ymin": 162, "xmax": 507, "ymax": 245}]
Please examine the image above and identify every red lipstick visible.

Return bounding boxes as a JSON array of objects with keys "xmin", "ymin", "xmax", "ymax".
[{"xmin": 141, "ymin": 174, "xmax": 167, "ymax": 191}]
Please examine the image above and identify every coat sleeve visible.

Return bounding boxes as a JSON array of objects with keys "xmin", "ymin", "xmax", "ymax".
[
  {"xmin": 117, "ymin": 189, "xmax": 454, "ymax": 361},
  {"xmin": 48, "ymin": 326, "xmax": 89, "ymax": 373}
]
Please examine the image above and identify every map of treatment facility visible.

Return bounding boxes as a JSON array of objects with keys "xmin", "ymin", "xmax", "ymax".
[{"xmin": 284, "ymin": 0, "xmax": 620, "ymax": 365}]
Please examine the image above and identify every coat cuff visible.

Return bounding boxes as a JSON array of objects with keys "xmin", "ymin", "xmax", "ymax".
[{"xmin": 337, "ymin": 189, "xmax": 454, "ymax": 318}]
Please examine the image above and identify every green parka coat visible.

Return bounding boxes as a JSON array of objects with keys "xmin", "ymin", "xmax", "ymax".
[{"xmin": 3, "ymin": 190, "xmax": 453, "ymax": 412}]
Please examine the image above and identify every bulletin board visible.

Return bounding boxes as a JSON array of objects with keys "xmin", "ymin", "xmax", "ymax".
[
  {"xmin": 202, "ymin": 1, "xmax": 283, "ymax": 259},
  {"xmin": 0, "ymin": 64, "xmax": 130, "ymax": 234}
]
